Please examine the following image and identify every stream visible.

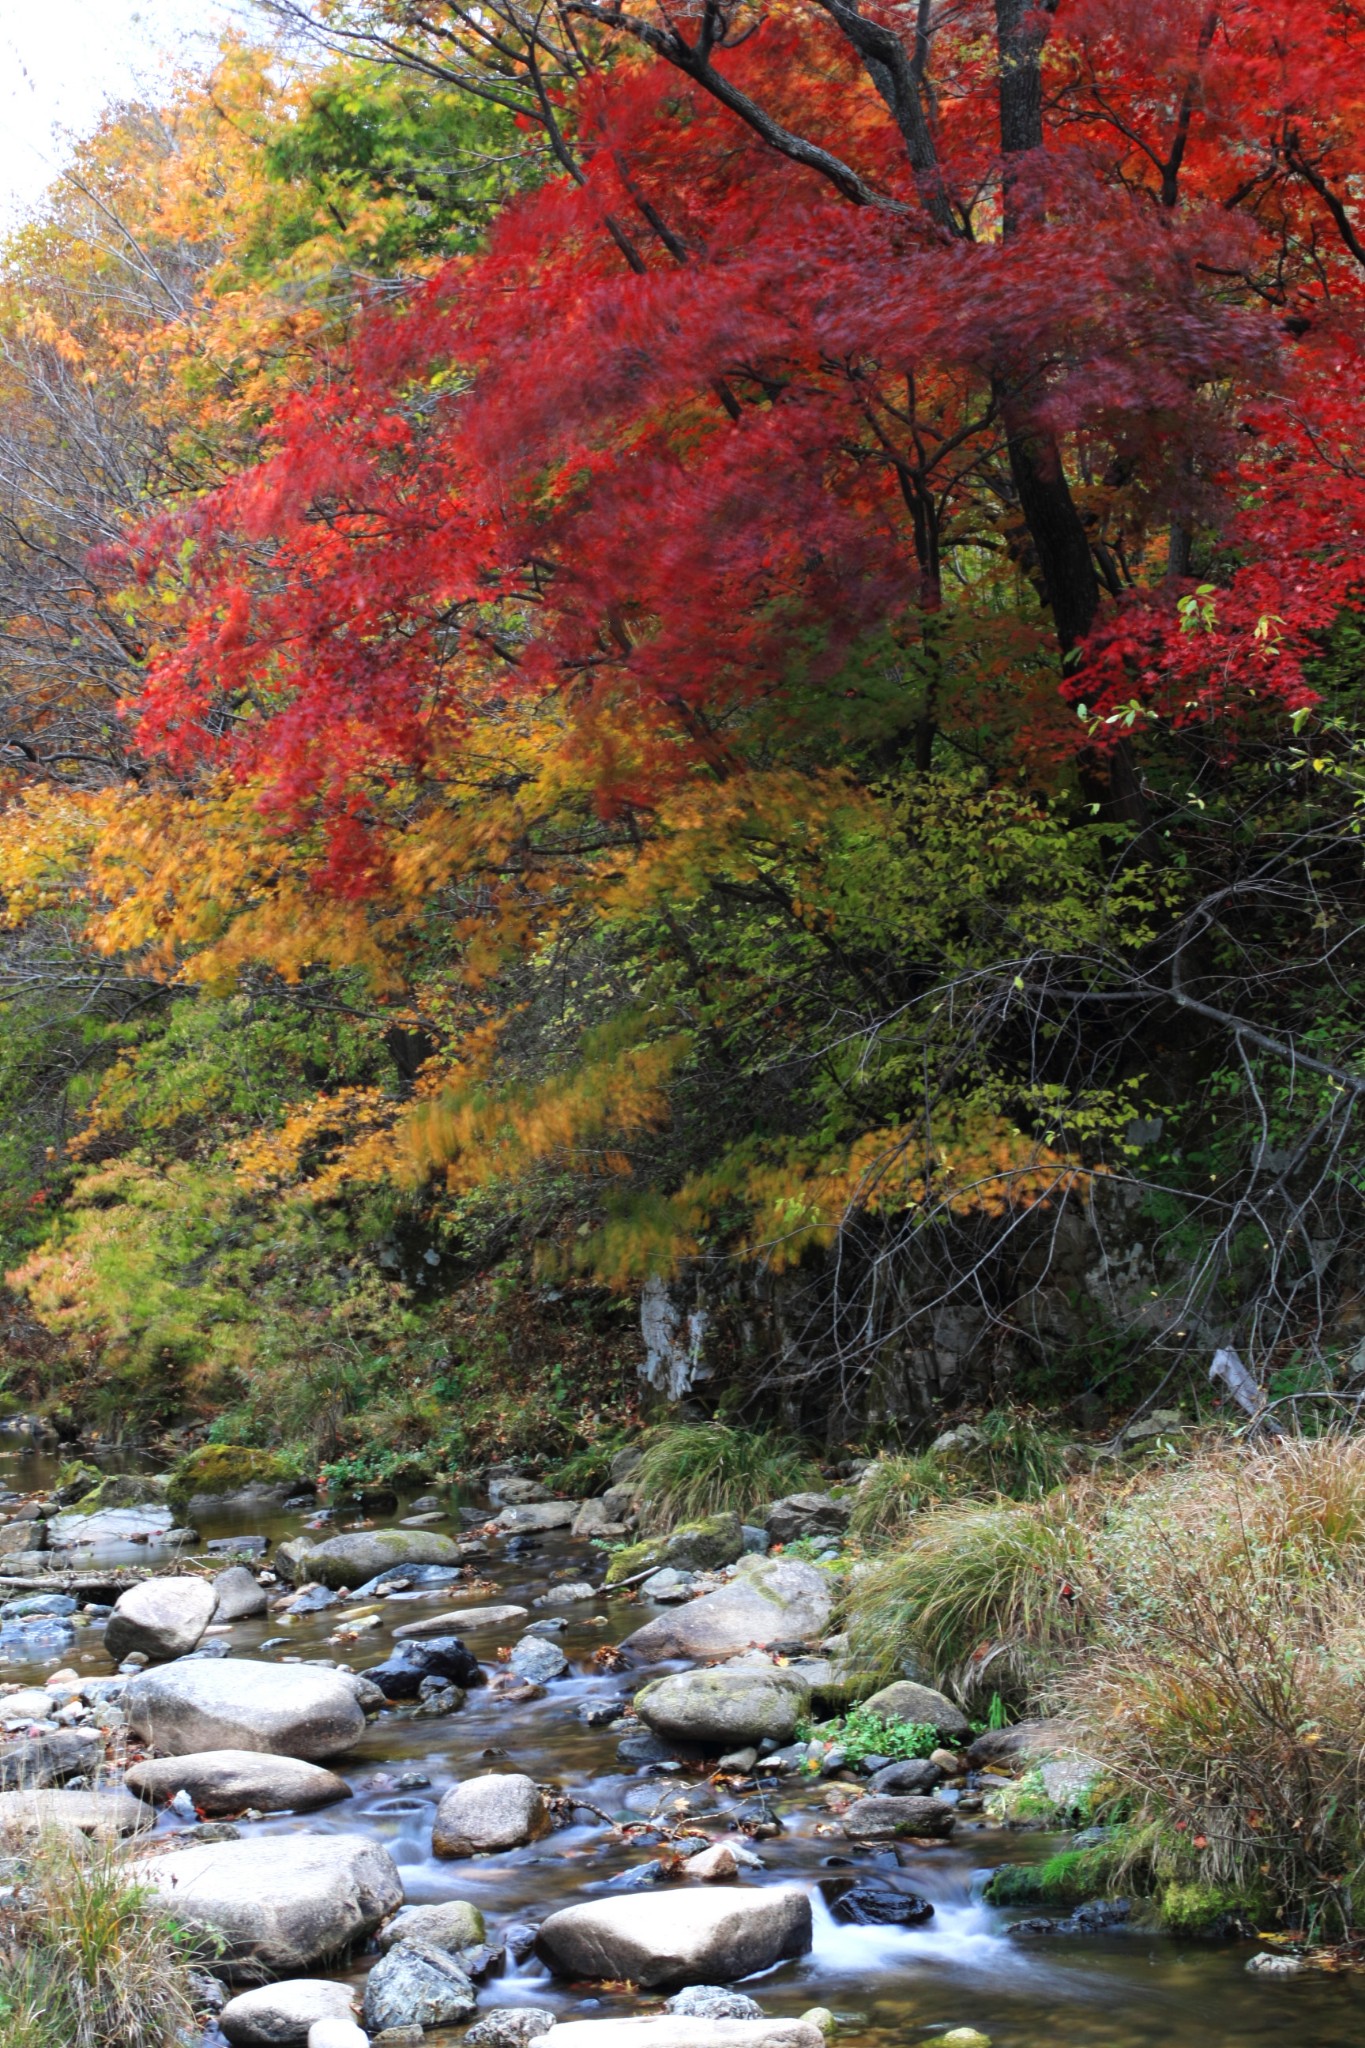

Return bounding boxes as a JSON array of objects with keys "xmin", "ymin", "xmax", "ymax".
[{"xmin": 4, "ymin": 1436, "xmax": 1363, "ymax": 2048}]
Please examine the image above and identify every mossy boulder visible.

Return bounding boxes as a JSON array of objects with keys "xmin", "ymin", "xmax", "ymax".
[
  {"xmin": 53, "ymin": 1460, "xmax": 104, "ymax": 1506},
  {"xmin": 75, "ymin": 1473, "xmax": 169, "ymax": 1512},
  {"xmin": 167, "ymin": 1446, "xmax": 302, "ymax": 1516},
  {"xmin": 605, "ymin": 1512, "xmax": 744, "ymax": 1586}
]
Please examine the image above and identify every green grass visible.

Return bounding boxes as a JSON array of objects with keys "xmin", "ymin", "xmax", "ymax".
[
  {"xmin": 0, "ymin": 1830, "xmax": 200, "ymax": 2048},
  {"xmin": 798, "ymin": 1703, "xmax": 939, "ymax": 1763},
  {"xmin": 634, "ymin": 1421, "xmax": 819, "ymax": 1531},
  {"xmin": 849, "ymin": 1452, "xmax": 959, "ymax": 1540}
]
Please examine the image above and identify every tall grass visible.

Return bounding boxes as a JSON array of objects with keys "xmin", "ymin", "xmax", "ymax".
[
  {"xmin": 0, "ymin": 1830, "xmax": 198, "ymax": 2048},
  {"xmin": 634, "ymin": 1421, "xmax": 819, "ymax": 1530},
  {"xmin": 849, "ymin": 1453, "xmax": 959, "ymax": 1540}
]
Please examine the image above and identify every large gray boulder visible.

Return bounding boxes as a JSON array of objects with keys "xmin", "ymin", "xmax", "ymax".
[
  {"xmin": 535, "ymin": 1887, "xmax": 812, "ymax": 1990},
  {"xmin": 495, "ymin": 1502, "xmax": 579, "ymax": 1533},
  {"xmin": 220, "ymin": 1980, "xmax": 359, "ymax": 2046},
  {"xmin": 634, "ymin": 1669, "xmax": 808, "ymax": 1748},
  {"xmin": 277, "ymin": 1529, "xmax": 462, "ymax": 1589},
  {"xmin": 141, "ymin": 1831, "xmax": 402, "ymax": 1981},
  {"xmin": 432, "ymin": 1772, "xmax": 550, "ymax": 1857},
  {"xmin": 763, "ymin": 1494, "xmax": 849, "ymax": 1546},
  {"xmin": 0, "ymin": 1787, "xmax": 151, "ymax": 1839},
  {"xmin": 543, "ymin": 2025, "xmax": 822, "ymax": 2048},
  {"xmin": 124, "ymin": 1658, "xmax": 365, "ymax": 1760},
  {"xmin": 126, "ymin": 1749, "xmax": 352, "ymax": 1815},
  {"xmin": 213, "ymin": 1565, "xmax": 269, "ymax": 1622},
  {"xmin": 860, "ymin": 1681, "xmax": 971, "ymax": 1743},
  {"xmin": 362, "ymin": 1941, "xmax": 477, "ymax": 2032},
  {"xmin": 620, "ymin": 1558, "xmax": 832, "ymax": 1663},
  {"xmin": 104, "ymin": 1576, "xmax": 216, "ymax": 1661}
]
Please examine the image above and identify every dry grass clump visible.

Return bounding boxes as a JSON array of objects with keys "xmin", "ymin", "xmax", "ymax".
[
  {"xmin": 634, "ymin": 1421, "xmax": 820, "ymax": 1530},
  {"xmin": 0, "ymin": 1827, "xmax": 198, "ymax": 2048}
]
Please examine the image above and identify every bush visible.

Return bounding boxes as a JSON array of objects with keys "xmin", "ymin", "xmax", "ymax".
[
  {"xmin": 846, "ymin": 1490, "xmax": 1093, "ymax": 1698},
  {"xmin": 634, "ymin": 1421, "xmax": 819, "ymax": 1530},
  {"xmin": 0, "ymin": 1830, "xmax": 199, "ymax": 2048}
]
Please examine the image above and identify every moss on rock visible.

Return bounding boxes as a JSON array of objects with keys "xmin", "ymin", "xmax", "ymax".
[
  {"xmin": 604, "ymin": 1512, "xmax": 744, "ymax": 1586},
  {"xmin": 166, "ymin": 1446, "xmax": 300, "ymax": 1514}
]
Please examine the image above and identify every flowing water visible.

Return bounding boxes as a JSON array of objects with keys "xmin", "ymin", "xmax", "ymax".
[{"xmin": 3, "ymin": 1433, "xmax": 1363, "ymax": 2047}]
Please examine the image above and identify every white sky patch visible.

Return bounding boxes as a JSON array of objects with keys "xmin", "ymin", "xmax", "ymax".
[{"xmin": 0, "ymin": 0, "xmax": 253, "ymax": 225}]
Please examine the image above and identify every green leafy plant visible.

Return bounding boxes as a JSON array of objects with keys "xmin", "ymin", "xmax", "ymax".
[{"xmin": 798, "ymin": 1704, "xmax": 939, "ymax": 1764}]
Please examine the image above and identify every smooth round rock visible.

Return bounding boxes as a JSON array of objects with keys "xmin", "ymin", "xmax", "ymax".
[
  {"xmin": 124, "ymin": 1658, "xmax": 365, "ymax": 1759},
  {"xmin": 535, "ymin": 1886, "xmax": 813, "ymax": 1990},
  {"xmin": 213, "ymin": 1566, "xmax": 270, "ymax": 1622},
  {"xmin": 220, "ymin": 1980, "xmax": 359, "ymax": 2045},
  {"xmin": 141, "ymin": 1831, "xmax": 402, "ymax": 1980},
  {"xmin": 126, "ymin": 1749, "xmax": 352, "ymax": 1815},
  {"xmin": 105, "ymin": 1577, "xmax": 216, "ymax": 1662},
  {"xmin": 279, "ymin": 1530, "xmax": 462, "ymax": 1590},
  {"xmin": 377, "ymin": 1900, "xmax": 485, "ymax": 1952},
  {"xmin": 620, "ymin": 1559, "xmax": 832, "ymax": 1663},
  {"xmin": 508, "ymin": 1635, "xmax": 567, "ymax": 1683},
  {"xmin": 0, "ymin": 1786, "xmax": 151, "ymax": 1839},
  {"xmin": 634, "ymin": 1670, "xmax": 808, "ymax": 1748},
  {"xmin": 432, "ymin": 1772, "xmax": 550, "ymax": 1857}
]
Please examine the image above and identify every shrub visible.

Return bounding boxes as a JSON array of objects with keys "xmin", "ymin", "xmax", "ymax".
[
  {"xmin": 846, "ymin": 1491, "xmax": 1093, "ymax": 1698},
  {"xmin": 0, "ymin": 1829, "xmax": 199, "ymax": 2048},
  {"xmin": 799, "ymin": 1703, "xmax": 938, "ymax": 1764},
  {"xmin": 634, "ymin": 1421, "xmax": 819, "ymax": 1530}
]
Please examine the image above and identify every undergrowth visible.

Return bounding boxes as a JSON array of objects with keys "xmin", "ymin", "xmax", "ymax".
[
  {"xmin": 798, "ymin": 1704, "xmax": 939, "ymax": 1763},
  {"xmin": 634, "ymin": 1421, "xmax": 819, "ymax": 1530}
]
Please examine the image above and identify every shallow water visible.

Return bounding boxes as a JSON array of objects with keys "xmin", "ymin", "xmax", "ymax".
[{"xmin": 3, "ymin": 1432, "xmax": 1363, "ymax": 2046}]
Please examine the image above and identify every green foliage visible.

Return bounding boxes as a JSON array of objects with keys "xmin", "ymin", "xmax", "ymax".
[
  {"xmin": 634, "ymin": 1422, "xmax": 820, "ymax": 1531},
  {"xmin": 165, "ymin": 1443, "xmax": 300, "ymax": 1513},
  {"xmin": 800, "ymin": 1704, "xmax": 939, "ymax": 1764}
]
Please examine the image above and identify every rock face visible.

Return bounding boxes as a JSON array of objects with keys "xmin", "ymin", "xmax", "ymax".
[
  {"xmin": 840, "ymin": 1794, "xmax": 956, "ymax": 1841},
  {"xmin": 125, "ymin": 1658, "xmax": 365, "ymax": 1760},
  {"xmin": 213, "ymin": 1565, "xmax": 269, "ymax": 1622},
  {"xmin": 535, "ymin": 1886, "xmax": 813, "ymax": 1990},
  {"xmin": 126, "ymin": 1749, "xmax": 352, "ymax": 1816},
  {"xmin": 220, "ymin": 1980, "xmax": 359, "ymax": 2046},
  {"xmin": 142, "ymin": 1832, "xmax": 402, "ymax": 1981},
  {"xmin": 543, "ymin": 2025, "xmax": 822, "ymax": 2048},
  {"xmin": 363, "ymin": 1941, "xmax": 477, "ymax": 2032},
  {"xmin": 860, "ymin": 1681, "xmax": 971, "ymax": 1743},
  {"xmin": 377, "ymin": 1900, "xmax": 485, "ymax": 1953},
  {"xmin": 620, "ymin": 1557, "xmax": 833, "ymax": 1663},
  {"xmin": 277, "ymin": 1529, "xmax": 462, "ymax": 1589},
  {"xmin": 763, "ymin": 1494, "xmax": 849, "ymax": 1546},
  {"xmin": 634, "ymin": 1669, "xmax": 809, "ymax": 1748},
  {"xmin": 105, "ymin": 1576, "xmax": 217, "ymax": 1661},
  {"xmin": 0, "ymin": 1787, "xmax": 151, "ymax": 1839},
  {"xmin": 366, "ymin": 1637, "xmax": 481, "ymax": 1700},
  {"xmin": 0, "ymin": 1725, "xmax": 104, "ymax": 1790},
  {"xmin": 605, "ymin": 1514, "xmax": 745, "ymax": 1587},
  {"xmin": 432, "ymin": 1772, "xmax": 551, "ymax": 1857}
]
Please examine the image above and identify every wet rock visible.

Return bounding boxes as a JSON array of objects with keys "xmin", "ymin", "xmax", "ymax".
[
  {"xmin": 214, "ymin": 1566, "xmax": 269, "ymax": 1622},
  {"xmin": 543, "ymin": 2021, "xmax": 822, "ymax": 2048},
  {"xmin": 580, "ymin": 1699, "xmax": 628, "ymax": 1728},
  {"xmin": 535, "ymin": 1885, "xmax": 812, "ymax": 1989},
  {"xmin": 617, "ymin": 1728, "xmax": 673, "ymax": 1765},
  {"xmin": 716, "ymin": 1746, "xmax": 758, "ymax": 1775},
  {"xmin": 605, "ymin": 1514, "xmax": 744, "ymax": 1588},
  {"xmin": 826, "ymin": 1881, "xmax": 934, "ymax": 1926},
  {"xmin": 1246, "ymin": 1952, "xmax": 1307, "ymax": 1976},
  {"xmin": 392, "ymin": 1604, "xmax": 527, "ymax": 1640},
  {"xmin": 841, "ymin": 1795, "xmax": 956, "ymax": 1841},
  {"xmin": 362, "ymin": 1941, "xmax": 476, "ymax": 2032},
  {"xmin": 124, "ymin": 1657, "xmax": 366, "ymax": 1759},
  {"xmin": 763, "ymin": 1495, "xmax": 849, "ymax": 1546},
  {"xmin": 431, "ymin": 1771, "xmax": 551, "ymax": 1856},
  {"xmin": 963, "ymin": 1719, "xmax": 1066, "ymax": 1772},
  {"xmin": 0, "ymin": 1518, "xmax": 47, "ymax": 1557},
  {"xmin": 665, "ymin": 1990, "xmax": 763, "ymax": 2021},
  {"xmin": 142, "ymin": 1831, "xmax": 402, "ymax": 1981},
  {"xmin": 865, "ymin": 1759, "xmax": 943, "ymax": 1795},
  {"xmin": 366, "ymin": 1637, "xmax": 481, "ymax": 1700},
  {"xmin": 126, "ymin": 1748, "xmax": 352, "ymax": 1815},
  {"xmin": 509, "ymin": 1635, "xmax": 568, "ymax": 1683},
  {"xmin": 533, "ymin": 1581, "xmax": 597, "ymax": 1608},
  {"xmin": 0, "ymin": 1786, "xmax": 151, "ymax": 1839},
  {"xmin": 620, "ymin": 1557, "xmax": 833, "ymax": 1664},
  {"xmin": 377, "ymin": 1899, "xmax": 485, "ymax": 1952},
  {"xmin": 495, "ymin": 1502, "xmax": 580, "ymax": 1533},
  {"xmin": 104, "ymin": 1576, "xmax": 216, "ymax": 1662},
  {"xmin": 572, "ymin": 1499, "xmax": 632, "ymax": 1542},
  {"xmin": 489, "ymin": 1476, "xmax": 554, "ymax": 1507},
  {"xmin": 278, "ymin": 1529, "xmax": 463, "ymax": 1589},
  {"xmin": 207, "ymin": 1535, "xmax": 269, "ymax": 1558},
  {"xmin": 1, "ymin": 1592, "xmax": 77, "ymax": 1618},
  {"xmin": 859, "ymin": 1682, "xmax": 971, "ymax": 1744},
  {"xmin": 284, "ymin": 1585, "xmax": 340, "ymax": 1616},
  {"xmin": 639, "ymin": 1568, "xmax": 699, "ymax": 1604},
  {"xmin": 622, "ymin": 1780, "xmax": 719, "ymax": 1819},
  {"xmin": 466, "ymin": 2010, "xmax": 555, "ymax": 2048},
  {"xmin": 634, "ymin": 1669, "xmax": 809, "ymax": 1749},
  {"xmin": 340, "ymin": 1673, "xmax": 386, "ymax": 1714},
  {"xmin": 928, "ymin": 2033, "xmax": 991, "ymax": 2048},
  {"xmin": 220, "ymin": 1979, "xmax": 360, "ymax": 2045}
]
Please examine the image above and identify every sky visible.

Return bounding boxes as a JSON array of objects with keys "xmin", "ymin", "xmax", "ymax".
[{"xmin": 0, "ymin": 0, "xmax": 251, "ymax": 225}]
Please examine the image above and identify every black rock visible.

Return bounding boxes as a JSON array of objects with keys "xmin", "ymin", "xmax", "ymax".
[
  {"xmin": 579, "ymin": 1700, "xmax": 626, "ymax": 1728},
  {"xmin": 604, "ymin": 1862, "xmax": 665, "ymax": 1890},
  {"xmin": 617, "ymin": 1730, "xmax": 673, "ymax": 1765},
  {"xmin": 505, "ymin": 1925, "xmax": 538, "ymax": 1963},
  {"xmin": 825, "ymin": 1881, "xmax": 935, "ymax": 1928},
  {"xmin": 366, "ymin": 1635, "xmax": 482, "ymax": 1699},
  {"xmin": 867, "ymin": 1759, "xmax": 944, "ymax": 1796}
]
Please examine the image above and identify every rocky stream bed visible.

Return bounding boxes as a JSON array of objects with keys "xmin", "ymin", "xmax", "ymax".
[{"xmin": 2, "ymin": 1431, "xmax": 1363, "ymax": 2048}]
